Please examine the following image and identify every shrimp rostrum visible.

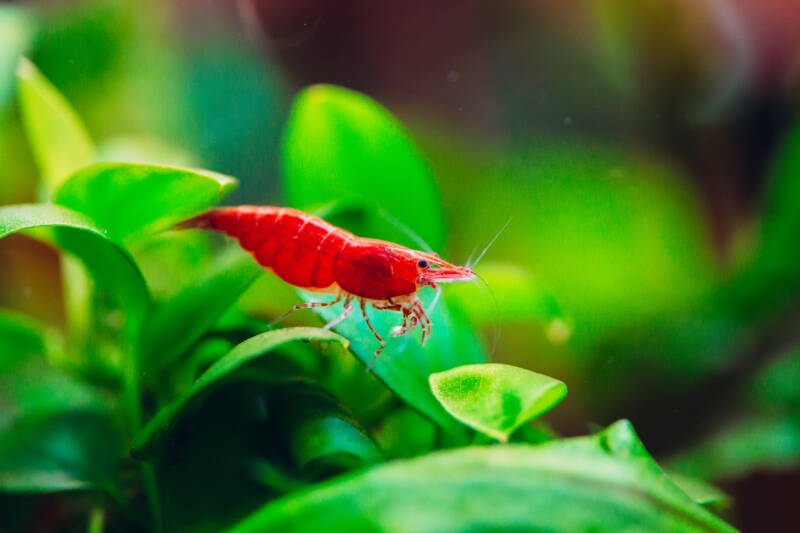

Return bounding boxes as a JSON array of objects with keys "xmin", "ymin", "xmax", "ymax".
[{"xmin": 178, "ymin": 206, "xmax": 477, "ymax": 366}]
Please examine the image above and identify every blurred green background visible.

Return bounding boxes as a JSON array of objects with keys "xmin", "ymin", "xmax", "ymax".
[{"xmin": 2, "ymin": 0, "xmax": 800, "ymax": 530}]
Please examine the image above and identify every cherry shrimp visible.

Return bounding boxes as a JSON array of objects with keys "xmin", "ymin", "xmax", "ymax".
[{"xmin": 177, "ymin": 206, "xmax": 480, "ymax": 367}]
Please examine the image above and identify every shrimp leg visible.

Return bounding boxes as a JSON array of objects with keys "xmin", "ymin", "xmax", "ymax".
[
  {"xmin": 372, "ymin": 301, "xmax": 417, "ymax": 339},
  {"xmin": 412, "ymin": 301, "xmax": 431, "ymax": 343},
  {"xmin": 270, "ymin": 294, "xmax": 343, "ymax": 327},
  {"xmin": 358, "ymin": 300, "xmax": 388, "ymax": 370},
  {"xmin": 323, "ymin": 297, "xmax": 354, "ymax": 331}
]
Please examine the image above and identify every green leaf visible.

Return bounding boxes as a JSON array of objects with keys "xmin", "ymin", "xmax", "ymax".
[
  {"xmin": 0, "ymin": 358, "xmax": 120, "ymax": 493},
  {"xmin": 0, "ymin": 7, "xmax": 34, "ymax": 109},
  {"xmin": 749, "ymin": 346, "xmax": 800, "ymax": 410},
  {"xmin": 238, "ymin": 270, "xmax": 307, "ymax": 320},
  {"xmin": 373, "ymin": 408, "xmax": 437, "ymax": 459},
  {"xmin": 0, "ymin": 309, "xmax": 47, "ymax": 367},
  {"xmin": 667, "ymin": 471, "xmax": 730, "ymax": 510},
  {"xmin": 267, "ymin": 381, "xmax": 382, "ymax": 478},
  {"xmin": 282, "ymin": 84, "xmax": 445, "ymax": 250},
  {"xmin": 761, "ymin": 120, "xmax": 800, "ymax": 256},
  {"xmin": 0, "ymin": 204, "xmax": 149, "ymax": 329},
  {"xmin": 0, "ymin": 359, "xmax": 107, "ymax": 429},
  {"xmin": 0, "ymin": 412, "xmax": 120, "ymax": 493},
  {"xmin": 308, "ymin": 292, "xmax": 486, "ymax": 437},
  {"xmin": 171, "ymin": 337, "xmax": 237, "ymax": 395},
  {"xmin": 139, "ymin": 248, "xmax": 263, "ymax": 372},
  {"xmin": 54, "ymin": 162, "xmax": 237, "ymax": 243},
  {"xmin": 132, "ymin": 327, "xmax": 348, "ymax": 459},
  {"xmin": 429, "ymin": 363, "xmax": 567, "ymax": 442},
  {"xmin": 158, "ymin": 384, "xmax": 277, "ymax": 533},
  {"xmin": 313, "ymin": 340, "xmax": 396, "ymax": 425},
  {"xmin": 509, "ymin": 421, "xmax": 559, "ymax": 445},
  {"xmin": 130, "ymin": 230, "xmax": 214, "ymax": 300},
  {"xmin": 729, "ymin": 119, "xmax": 800, "ymax": 316},
  {"xmin": 16, "ymin": 58, "xmax": 95, "ymax": 195},
  {"xmin": 226, "ymin": 420, "xmax": 737, "ymax": 533}
]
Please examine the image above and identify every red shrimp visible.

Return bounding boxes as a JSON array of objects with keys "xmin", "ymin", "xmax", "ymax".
[{"xmin": 177, "ymin": 206, "xmax": 476, "ymax": 366}]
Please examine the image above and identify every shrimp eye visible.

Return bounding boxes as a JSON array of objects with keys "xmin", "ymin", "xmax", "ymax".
[{"xmin": 417, "ymin": 259, "xmax": 429, "ymax": 269}]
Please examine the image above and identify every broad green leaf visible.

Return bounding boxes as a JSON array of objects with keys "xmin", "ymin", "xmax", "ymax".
[
  {"xmin": 0, "ymin": 204, "xmax": 149, "ymax": 329},
  {"xmin": 429, "ymin": 363, "xmax": 567, "ymax": 442},
  {"xmin": 16, "ymin": 58, "xmax": 94, "ymax": 195},
  {"xmin": 139, "ymin": 248, "xmax": 263, "ymax": 372},
  {"xmin": 282, "ymin": 84, "xmax": 445, "ymax": 250},
  {"xmin": 132, "ymin": 327, "xmax": 348, "ymax": 459},
  {"xmin": 226, "ymin": 420, "xmax": 737, "ymax": 533},
  {"xmin": 307, "ymin": 291, "xmax": 486, "ymax": 437},
  {"xmin": 55, "ymin": 162, "xmax": 237, "ymax": 243},
  {"xmin": 0, "ymin": 7, "xmax": 34, "ymax": 109},
  {"xmin": 584, "ymin": 421, "xmax": 731, "ymax": 509},
  {"xmin": 593, "ymin": 419, "xmax": 667, "ymax": 473},
  {"xmin": 0, "ymin": 358, "xmax": 120, "ymax": 493},
  {"xmin": 0, "ymin": 204, "xmax": 150, "ymax": 440},
  {"xmin": 267, "ymin": 381, "xmax": 382, "ymax": 478},
  {"xmin": 95, "ymin": 135, "xmax": 199, "ymax": 168},
  {"xmin": 0, "ymin": 309, "xmax": 47, "ymax": 367}
]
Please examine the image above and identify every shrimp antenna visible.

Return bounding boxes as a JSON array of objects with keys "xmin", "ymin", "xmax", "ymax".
[
  {"xmin": 376, "ymin": 207, "xmax": 434, "ymax": 253},
  {"xmin": 464, "ymin": 243, "xmax": 480, "ymax": 270},
  {"xmin": 470, "ymin": 272, "xmax": 500, "ymax": 358},
  {"xmin": 474, "ymin": 272, "xmax": 497, "ymax": 307},
  {"xmin": 468, "ymin": 217, "xmax": 511, "ymax": 269}
]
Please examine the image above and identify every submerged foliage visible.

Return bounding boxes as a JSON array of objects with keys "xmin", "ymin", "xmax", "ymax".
[{"xmin": 0, "ymin": 49, "xmax": 741, "ymax": 533}]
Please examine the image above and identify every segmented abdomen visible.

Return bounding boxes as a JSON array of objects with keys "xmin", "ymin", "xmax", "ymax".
[{"xmin": 189, "ymin": 206, "xmax": 350, "ymax": 289}]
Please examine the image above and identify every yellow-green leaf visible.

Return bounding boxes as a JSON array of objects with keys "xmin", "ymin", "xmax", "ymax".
[
  {"xmin": 16, "ymin": 58, "xmax": 94, "ymax": 195},
  {"xmin": 429, "ymin": 363, "xmax": 567, "ymax": 442}
]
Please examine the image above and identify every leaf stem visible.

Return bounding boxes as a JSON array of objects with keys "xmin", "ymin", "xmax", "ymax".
[{"xmin": 122, "ymin": 335, "xmax": 162, "ymax": 532}]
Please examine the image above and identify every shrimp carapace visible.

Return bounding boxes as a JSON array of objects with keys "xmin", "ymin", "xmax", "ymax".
[{"xmin": 178, "ymin": 206, "xmax": 476, "ymax": 366}]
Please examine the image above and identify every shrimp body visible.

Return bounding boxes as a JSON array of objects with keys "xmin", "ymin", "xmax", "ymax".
[{"xmin": 179, "ymin": 206, "xmax": 475, "ymax": 365}]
